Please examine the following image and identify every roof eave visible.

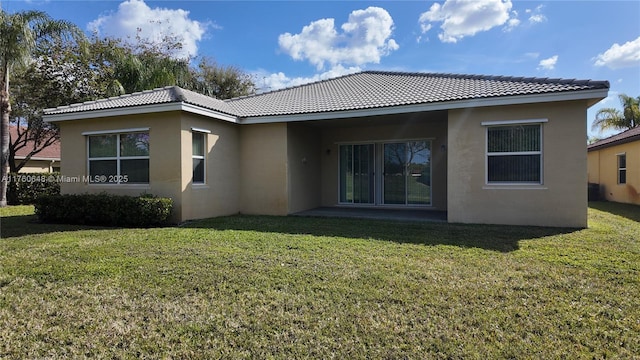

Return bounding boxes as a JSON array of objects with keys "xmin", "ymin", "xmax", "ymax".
[
  {"xmin": 15, "ymin": 156, "xmax": 61, "ymax": 161},
  {"xmin": 239, "ymin": 88, "xmax": 610, "ymax": 124},
  {"xmin": 43, "ymin": 102, "xmax": 239, "ymax": 124},
  {"xmin": 588, "ymin": 135, "xmax": 640, "ymax": 151}
]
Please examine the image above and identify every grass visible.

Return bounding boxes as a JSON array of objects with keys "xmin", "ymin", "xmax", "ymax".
[{"xmin": 1, "ymin": 202, "xmax": 638, "ymax": 358}]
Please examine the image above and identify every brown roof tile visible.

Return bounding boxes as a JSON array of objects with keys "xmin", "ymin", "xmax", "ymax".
[{"xmin": 588, "ymin": 127, "xmax": 640, "ymax": 151}]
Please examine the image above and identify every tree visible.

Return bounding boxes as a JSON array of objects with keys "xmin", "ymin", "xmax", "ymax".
[
  {"xmin": 592, "ymin": 94, "xmax": 640, "ymax": 133},
  {"xmin": 188, "ymin": 57, "xmax": 256, "ymax": 99},
  {"xmin": 0, "ymin": 9, "xmax": 83, "ymax": 206}
]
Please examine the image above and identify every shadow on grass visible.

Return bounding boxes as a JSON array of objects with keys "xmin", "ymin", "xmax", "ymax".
[
  {"xmin": 185, "ymin": 215, "xmax": 578, "ymax": 253},
  {"xmin": 0, "ymin": 214, "xmax": 106, "ymax": 238},
  {"xmin": 589, "ymin": 201, "xmax": 640, "ymax": 222}
]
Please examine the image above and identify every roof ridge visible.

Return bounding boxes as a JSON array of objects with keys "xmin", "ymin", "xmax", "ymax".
[
  {"xmin": 225, "ymin": 71, "xmax": 364, "ymax": 103},
  {"xmin": 43, "ymin": 86, "xmax": 181, "ymax": 112},
  {"xmin": 361, "ymin": 70, "xmax": 609, "ymax": 88}
]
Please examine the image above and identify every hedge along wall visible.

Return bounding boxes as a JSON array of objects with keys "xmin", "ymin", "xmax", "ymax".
[
  {"xmin": 35, "ymin": 193, "xmax": 174, "ymax": 227},
  {"xmin": 6, "ymin": 172, "xmax": 61, "ymax": 205}
]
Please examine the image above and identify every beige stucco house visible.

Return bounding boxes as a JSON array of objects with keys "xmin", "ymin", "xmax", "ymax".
[
  {"xmin": 43, "ymin": 71, "xmax": 609, "ymax": 227},
  {"xmin": 588, "ymin": 127, "xmax": 640, "ymax": 204}
]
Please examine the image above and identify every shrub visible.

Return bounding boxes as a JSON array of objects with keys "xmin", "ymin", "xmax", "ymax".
[
  {"xmin": 35, "ymin": 193, "xmax": 173, "ymax": 227},
  {"xmin": 7, "ymin": 172, "xmax": 61, "ymax": 205}
]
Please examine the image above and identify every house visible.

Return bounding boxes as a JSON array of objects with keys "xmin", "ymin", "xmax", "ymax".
[
  {"xmin": 42, "ymin": 71, "xmax": 609, "ymax": 227},
  {"xmin": 10, "ymin": 126, "xmax": 61, "ymax": 173},
  {"xmin": 588, "ymin": 127, "xmax": 640, "ymax": 204}
]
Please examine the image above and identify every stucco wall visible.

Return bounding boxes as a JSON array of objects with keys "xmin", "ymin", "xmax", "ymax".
[
  {"xmin": 448, "ymin": 101, "xmax": 588, "ymax": 227},
  {"xmin": 320, "ymin": 112, "xmax": 448, "ymax": 210},
  {"xmin": 180, "ymin": 113, "xmax": 241, "ymax": 221},
  {"xmin": 239, "ymin": 123, "xmax": 289, "ymax": 215},
  {"xmin": 58, "ymin": 112, "xmax": 184, "ymax": 222},
  {"xmin": 287, "ymin": 123, "xmax": 321, "ymax": 213},
  {"xmin": 18, "ymin": 159, "xmax": 59, "ymax": 173},
  {"xmin": 588, "ymin": 141, "xmax": 640, "ymax": 204}
]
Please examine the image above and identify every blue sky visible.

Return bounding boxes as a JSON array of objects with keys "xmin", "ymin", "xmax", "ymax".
[{"xmin": 3, "ymin": 0, "xmax": 640, "ymax": 137}]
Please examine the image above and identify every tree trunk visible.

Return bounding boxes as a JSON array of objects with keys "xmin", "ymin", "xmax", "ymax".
[{"xmin": 1, "ymin": 67, "xmax": 10, "ymax": 207}]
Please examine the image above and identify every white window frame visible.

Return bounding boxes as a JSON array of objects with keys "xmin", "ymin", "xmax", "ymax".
[
  {"xmin": 617, "ymin": 153, "xmax": 627, "ymax": 184},
  {"xmin": 85, "ymin": 129, "xmax": 150, "ymax": 185},
  {"xmin": 191, "ymin": 128, "xmax": 210, "ymax": 185},
  {"xmin": 482, "ymin": 119, "xmax": 547, "ymax": 185}
]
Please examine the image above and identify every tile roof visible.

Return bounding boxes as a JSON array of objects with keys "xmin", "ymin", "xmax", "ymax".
[
  {"xmin": 44, "ymin": 86, "xmax": 235, "ymax": 116},
  {"xmin": 10, "ymin": 126, "xmax": 60, "ymax": 159},
  {"xmin": 227, "ymin": 71, "xmax": 609, "ymax": 117},
  {"xmin": 44, "ymin": 71, "xmax": 609, "ymax": 119},
  {"xmin": 588, "ymin": 126, "xmax": 640, "ymax": 151}
]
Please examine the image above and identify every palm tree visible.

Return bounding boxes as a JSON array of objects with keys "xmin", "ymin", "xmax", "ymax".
[
  {"xmin": 0, "ymin": 9, "xmax": 83, "ymax": 206},
  {"xmin": 592, "ymin": 94, "xmax": 640, "ymax": 133}
]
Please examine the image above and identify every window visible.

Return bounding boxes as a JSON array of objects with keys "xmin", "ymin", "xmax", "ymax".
[
  {"xmin": 192, "ymin": 132, "xmax": 206, "ymax": 184},
  {"xmin": 486, "ymin": 123, "xmax": 542, "ymax": 184},
  {"xmin": 87, "ymin": 131, "xmax": 149, "ymax": 184},
  {"xmin": 618, "ymin": 154, "xmax": 626, "ymax": 184}
]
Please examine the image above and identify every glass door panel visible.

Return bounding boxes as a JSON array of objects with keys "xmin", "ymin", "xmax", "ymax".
[
  {"xmin": 406, "ymin": 141, "xmax": 431, "ymax": 205},
  {"xmin": 383, "ymin": 141, "xmax": 431, "ymax": 205},
  {"xmin": 339, "ymin": 144, "xmax": 374, "ymax": 204},
  {"xmin": 383, "ymin": 143, "xmax": 406, "ymax": 204}
]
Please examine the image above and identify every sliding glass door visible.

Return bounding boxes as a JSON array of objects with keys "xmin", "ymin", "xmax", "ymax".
[{"xmin": 339, "ymin": 141, "xmax": 431, "ymax": 206}]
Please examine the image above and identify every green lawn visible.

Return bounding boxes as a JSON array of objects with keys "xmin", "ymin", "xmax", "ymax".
[{"xmin": 1, "ymin": 203, "xmax": 638, "ymax": 358}]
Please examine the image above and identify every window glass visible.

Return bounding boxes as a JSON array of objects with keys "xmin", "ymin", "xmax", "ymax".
[
  {"xmin": 488, "ymin": 125, "xmax": 540, "ymax": 153},
  {"xmin": 89, "ymin": 160, "xmax": 117, "ymax": 183},
  {"xmin": 120, "ymin": 133, "xmax": 149, "ymax": 156},
  {"xmin": 121, "ymin": 159, "xmax": 150, "ymax": 183},
  {"xmin": 192, "ymin": 132, "xmax": 205, "ymax": 156},
  {"xmin": 488, "ymin": 155, "xmax": 541, "ymax": 182},
  {"xmin": 193, "ymin": 158, "xmax": 205, "ymax": 183},
  {"xmin": 89, "ymin": 135, "xmax": 117, "ymax": 157},
  {"xmin": 618, "ymin": 154, "xmax": 626, "ymax": 169}
]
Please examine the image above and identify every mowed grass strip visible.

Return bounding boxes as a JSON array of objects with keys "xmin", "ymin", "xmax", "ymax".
[{"xmin": 0, "ymin": 203, "xmax": 638, "ymax": 358}]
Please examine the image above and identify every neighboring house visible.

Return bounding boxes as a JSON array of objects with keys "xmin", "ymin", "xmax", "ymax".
[
  {"xmin": 10, "ymin": 126, "xmax": 61, "ymax": 173},
  {"xmin": 588, "ymin": 127, "xmax": 640, "ymax": 204},
  {"xmin": 43, "ymin": 71, "xmax": 609, "ymax": 227}
]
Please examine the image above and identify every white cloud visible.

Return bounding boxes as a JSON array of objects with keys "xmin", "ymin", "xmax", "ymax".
[
  {"xmin": 419, "ymin": 0, "xmax": 514, "ymax": 43},
  {"xmin": 88, "ymin": 0, "xmax": 208, "ymax": 59},
  {"xmin": 526, "ymin": 5, "xmax": 547, "ymax": 23},
  {"xmin": 504, "ymin": 17, "xmax": 521, "ymax": 32},
  {"xmin": 538, "ymin": 55, "xmax": 558, "ymax": 70},
  {"xmin": 278, "ymin": 7, "xmax": 398, "ymax": 70},
  {"xmin": 256, "ymin": 65, "xmax": 361, "ymax": 92},
  {"xmin": 594, "ymin": 36, "xmax": 640, "ymax": 69}
]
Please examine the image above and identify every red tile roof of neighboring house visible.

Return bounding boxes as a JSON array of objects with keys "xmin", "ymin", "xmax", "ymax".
[
  {"xmin": 588, "ymin": 127, "xmax": 640, "ymax": 151},
  {"xmin": 10, "ymin": 126, "xmax": 61, "ymax": 160}
]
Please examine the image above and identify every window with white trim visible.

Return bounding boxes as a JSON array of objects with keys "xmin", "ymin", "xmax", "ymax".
[
  {"xmin": 618, "ymin": 154, "xmax": 626, "ymax": 184},
  {"xmin": 87, "ymin": 132, "xmax": 149, "ymax": 184},
  {"xmin": 192, "ymin": 132, "xmax": 206, "ymax": 184},
  {"xmin": 486, "ymin": 123, "xmax": 542, "ymax": 184}
]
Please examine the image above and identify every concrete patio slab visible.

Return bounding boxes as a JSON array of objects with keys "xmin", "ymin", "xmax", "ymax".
[{"xmin": 292, "ymin": 207, "xmax": 447, "ymax": 223}]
